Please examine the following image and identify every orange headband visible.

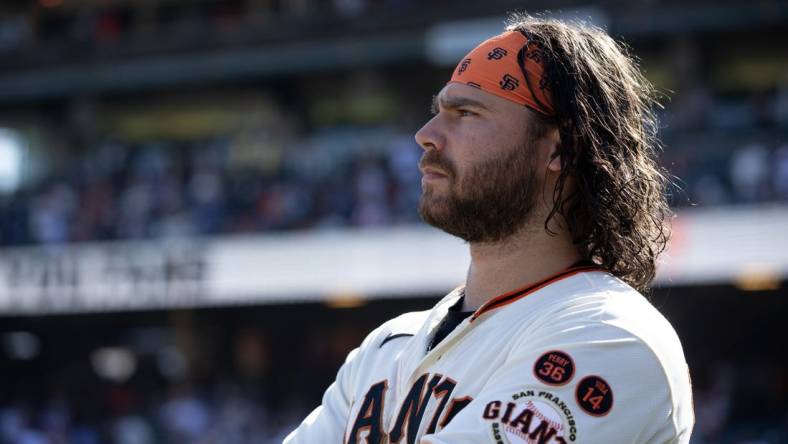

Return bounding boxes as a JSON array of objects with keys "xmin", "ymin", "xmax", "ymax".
[{"xmin": 448, "ymin": 31, "xmax": 554, "ymax": 116}]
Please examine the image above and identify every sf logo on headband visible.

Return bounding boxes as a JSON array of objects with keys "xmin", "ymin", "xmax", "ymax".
[
  {"xmin": 458, "ymin": 58, "xmax": 471, "ymax": 75},
  {"xmin": 499, "ymin": 74, "xmax": 520, "ymax": 91},
  {"xmin": 487, "ymin": 47, "xmax": 508, "ymax": 60}
]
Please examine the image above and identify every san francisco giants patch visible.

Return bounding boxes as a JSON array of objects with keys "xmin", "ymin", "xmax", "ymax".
[
  {"xmin": 533, "ymin": 350, "xmax": 575, "ymax": 386},
  {"xmin": 575, "ymin": 375, "xmax": 613, "ymax": 416},
  {"xmin": 483, "ymin": 390, "xmax": 578, "ymax": 443}
]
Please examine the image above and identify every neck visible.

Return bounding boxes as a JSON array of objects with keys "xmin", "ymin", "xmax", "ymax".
[{"xmin": 461, "ymin": 223, "xmax": 582, "ymax": 311}]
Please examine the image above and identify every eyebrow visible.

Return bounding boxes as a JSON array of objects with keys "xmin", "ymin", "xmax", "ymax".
[{"xmin": 431, "ymin": 94, "xmax": 490, "ymax": 113}]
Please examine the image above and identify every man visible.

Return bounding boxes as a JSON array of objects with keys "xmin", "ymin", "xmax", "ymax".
[{"xmin": 285, "ymin": 14, "xmax": 694, "ymax": 444}]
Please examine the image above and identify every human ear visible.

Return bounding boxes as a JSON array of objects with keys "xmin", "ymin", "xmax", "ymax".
[{"xmin": 544, "ymin": 128, "xmax": 562, "ymax": 172}]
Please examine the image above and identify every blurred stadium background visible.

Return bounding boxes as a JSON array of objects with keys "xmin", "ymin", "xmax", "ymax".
[{"xmin": 0, "ymin": 0, "xmax": 786, "ymax": 443}]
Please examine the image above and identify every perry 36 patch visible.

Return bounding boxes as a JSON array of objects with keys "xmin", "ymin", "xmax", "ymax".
[
  {"xmin": 483, "ymin": 390, "xmax": 578, "ymax": 443},
  {"xmin": 533, "ymin": 350, "xmax": 574, "ymax": 386},
  {"xmin": 575, "ymin": 375, "xmax": 613, "ymax": 416}
]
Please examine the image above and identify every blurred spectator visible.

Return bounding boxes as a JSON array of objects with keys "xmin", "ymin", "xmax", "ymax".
[
  {"xmin": 159, "ymin": 385, "xmax": 210, "ymax": 443},
  {"xmin": 29, "ymin": 183, "xmax": 77, "ymax": 244},
  {"xmin": 730, "ymin": 143, "xmax": 770, "ymax": 203},
  {"xmin": 691, "ymin": 173, "xmax": 729, "ymax": 207},
  {"xmin": 670, "ymin": 85, "xmax": 713, "ymax": 131},
  {"xmin": 693, "ymin": 363, "xmax": 734, "ymax": 443},
  {"xmin": 773, "ymin": 144, "xmax": 788, "ymax": 201},
  {"xmin": 0, "ymin": 15, "xmax": 32, "ymax": 50},
  {"xmin": 333, "ymin": 0, "xmax": 366, "ymax": 17},
  {"xmin": 111, "ymin": 415, "xmax": 155, "ymax": 444},
  {"xmin": 776, "ymin": 78, "xmax": 788, "ymax": 128},
  {"xmin": 352, "ymin": 157, "xmax": 391, "ymax": 226}
]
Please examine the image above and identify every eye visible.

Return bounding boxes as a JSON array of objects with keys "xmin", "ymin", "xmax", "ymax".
[{"xmin": 457, "ymin": 109, "xmax": 476, "ymax": 117}]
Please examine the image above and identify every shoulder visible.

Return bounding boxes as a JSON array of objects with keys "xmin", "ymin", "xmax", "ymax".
[
  {"xmin": 520, "ymin": 270, "xmax": 686, "ymax": 357},
  {"xmin": 508, "ymin": 271, "xmax": 694, "ymax": 440},
  {"xmin": 528, "ymin": 271, "xmax": 690, "ymax": 392},
  {"xmin": 556, "ymin": 271, "xmax": 688, "ymax": 376}
]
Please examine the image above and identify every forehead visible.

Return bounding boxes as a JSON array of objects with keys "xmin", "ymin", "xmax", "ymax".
[{"xmin": 436, "ymin": 82, "xmax": 527, "ymax": 114}]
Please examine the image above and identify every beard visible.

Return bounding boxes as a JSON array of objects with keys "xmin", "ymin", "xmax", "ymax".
[{"xmin": 418, "ymin": 142, "xmax": 540, "ymax": 244}]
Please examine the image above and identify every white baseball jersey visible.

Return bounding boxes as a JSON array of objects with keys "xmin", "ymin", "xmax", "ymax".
[{"xmin": 285, "ymin": 265, "xmax": 694, "ymax": 443}]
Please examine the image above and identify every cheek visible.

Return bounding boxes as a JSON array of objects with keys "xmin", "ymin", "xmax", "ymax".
[
  {"xmin": 461, "ymin": 122, "xmax": 515, "ymax": 166},
  {"xmin": 454, "ymin": 121, "xmax": 495, "ymax": 156},
  {"xmin": 446, "ymin": 117, "xmax": 525, "ymax": 180}
]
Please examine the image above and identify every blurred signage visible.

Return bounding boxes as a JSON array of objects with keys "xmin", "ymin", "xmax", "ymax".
[
  {"xmin": 0, "ymin": 206, "xmax": 787, "ymax": 315},
  {"xmin": 0, "ymin": 241, "xmax": 207, "ymax": 314},
  {"xmin": 0, "ymin": 227, "xmax": 470, "ymax": 315},
  {"xmin": 657, "ymin": 205, "xmax": 788, "ymax": 287}
]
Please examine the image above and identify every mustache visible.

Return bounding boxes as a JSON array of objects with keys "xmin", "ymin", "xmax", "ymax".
[{"xmin": 419, "ymin": 151, "xmax": 455, "ymax": 177}]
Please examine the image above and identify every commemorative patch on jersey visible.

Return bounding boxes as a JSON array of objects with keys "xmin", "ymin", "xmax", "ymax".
[
  {"xmin": 575, "ymin": 375, "xmax": 613, "ymax": 416},
  {"xmin": 483, "ymin": 390, "xmax": 578, "ymax": 443},
  {"xmin": 533, "ymin": 350, "xmax": 575, "ymax": 386}
]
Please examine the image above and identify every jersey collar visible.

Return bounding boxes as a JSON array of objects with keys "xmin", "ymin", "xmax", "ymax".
[{"xmin": 469, "ymin": 262, "xmax": 604, "ymax": 322}]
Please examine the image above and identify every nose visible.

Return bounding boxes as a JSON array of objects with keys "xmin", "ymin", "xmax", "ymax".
[{"xmin": 414, "ymin": 115, "xmax": 445, "ymax": 152}]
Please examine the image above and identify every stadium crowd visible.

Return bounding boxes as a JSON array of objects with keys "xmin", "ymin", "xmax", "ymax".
[
  {"xmin": 0, "ymin": 127, "xmax": 423, "ymax": 246},
  {"xmin": 0, "ymin": 117, "xmax": 786, "ymax": 247},
  {"xmin": 0, "ymin": 0, "xmax": 422, "ymax": 68},
  {"xmin": 1, "ymin": 323, "xmax": 356, "ymax": 444}
]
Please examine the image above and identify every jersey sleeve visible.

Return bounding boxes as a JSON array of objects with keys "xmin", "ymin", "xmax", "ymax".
[{"xmin": 421, "ymin": 320, "xmax": 693, "ymax": 444}]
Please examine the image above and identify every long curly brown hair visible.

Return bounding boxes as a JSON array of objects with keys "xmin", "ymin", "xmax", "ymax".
[{"xmin": 506, "ymin": 14, "xmax": 672, "ymax": 292}]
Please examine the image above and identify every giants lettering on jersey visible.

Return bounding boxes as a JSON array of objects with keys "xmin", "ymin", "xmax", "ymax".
[
  {"xmin": 483, "ymin": 398, "xmax": 571, "ymax": 444},
  {"xmin": 346, "ymin": 380, "xmax": 388, "ymax": 444},
  {"xmin": 346, "ymin": 373, "xmax": 473, "ymax": 444}
]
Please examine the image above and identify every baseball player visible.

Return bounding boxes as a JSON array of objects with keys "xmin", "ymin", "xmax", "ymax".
[{"xmin": 285, "ymin": 14, "xmax": 694, "ymax": 444}]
